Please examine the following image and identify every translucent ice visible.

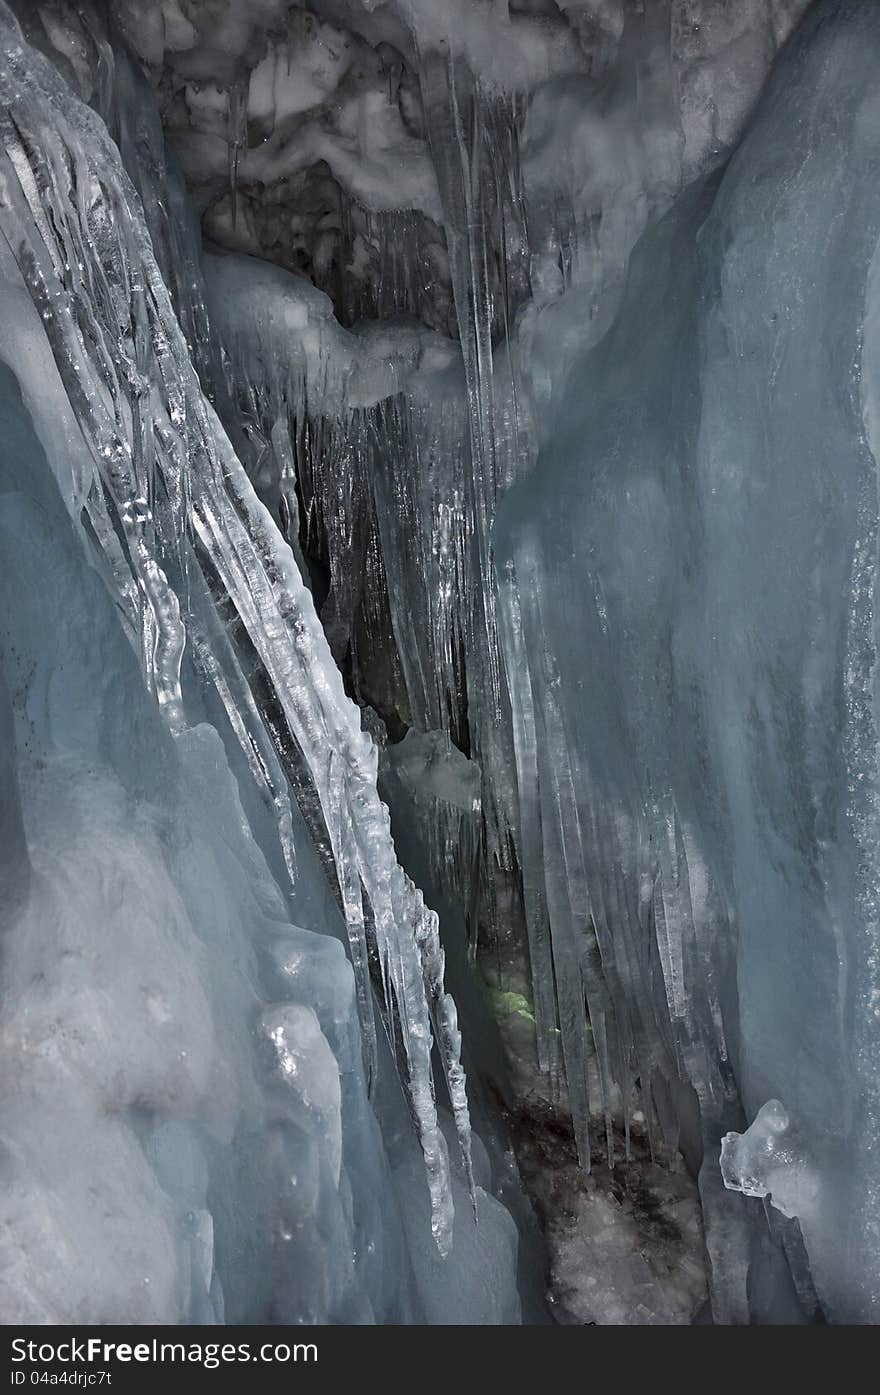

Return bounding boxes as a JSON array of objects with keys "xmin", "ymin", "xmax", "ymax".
[
  {"xmin": 0, "ymin": 0, "xmax": 501, "ymax": 1318},
  {"xmin": 5, "ymin": 0, "xmax": 878, "ymax": 1330},
  {"xmin": 721, "ymin": 1102, "xmax": 818, "ymax": 1224},
  {"xmin": 495, "ymin": 0, "xmax": 880, "ymax": 1323}
]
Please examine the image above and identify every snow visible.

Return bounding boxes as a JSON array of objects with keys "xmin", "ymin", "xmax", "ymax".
[{"xmin": 203, "ymin": 248, "xmax": 457, "ymax": 413}]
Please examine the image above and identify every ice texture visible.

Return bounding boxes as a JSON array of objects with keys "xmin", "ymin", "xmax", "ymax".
[
  {"xmin": 103, "ymin": 0, "xmax": 867, "ymax": 1324},
  {"xmin": 113, "ymin": 9, "xmax": 815, "ymax": 1072},
  {"xmin": 0, "ymin": 352, "xmax": 399, "ymax": 1321},
  {"xmin": 495, "ymin": 0, "xmax": 880, "ymax": 1322},
  {"xmin": 721, "ymin": 1103, "xmax": 818, "ymax": 1224},
  {"xmin": 5, "ymin": 0, "xmax": 879, "ymax": 1328},
  {"xmin": 0, "ymin": 0, "xmax": 541, "ymax": 1322}
]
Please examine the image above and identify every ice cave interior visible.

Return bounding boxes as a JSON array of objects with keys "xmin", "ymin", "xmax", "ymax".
[{"xmin": 0, "ymin": 0, "xmax": 879, "ymax": 1326}]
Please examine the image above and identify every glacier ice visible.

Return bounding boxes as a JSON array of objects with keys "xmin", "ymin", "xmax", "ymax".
[
  {"xmin": 494, "ymin": 0, "xmax": 880, "ymax": 1324},
  {"xmin": 0, "ymin": 0, "xmax": 535, "ymax": 1324},
  {"xmin": 3, "ymin": 0, "xmax": 880, "ymax": 1329},
  {"xmin": 2, "ymin": 0, "xmax": 479, "ymax": 1253}
]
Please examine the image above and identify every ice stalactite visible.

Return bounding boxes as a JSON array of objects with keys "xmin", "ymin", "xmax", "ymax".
[
  {"xmin": 416, "ymin": 52, "xmax": 532, "ymax": 887},
  {"xmin": 199, "ymin": 242, "xmax": 493, "ymax": 868},
  {"xmin": 380, "ymin": 729, "xmax": 483, "ymax": 953},
  {"xmin": 0, "ymin": 0, "xmax": 473, "ymax": 1255},
  {"xmin": 227, "ymin": 74, "xmax": 248, "ymax": 229}
]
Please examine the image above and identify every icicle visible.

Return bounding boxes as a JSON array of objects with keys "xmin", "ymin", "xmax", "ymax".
[
  {"xmin": 227, "ymin": 75, "xmax": 248, "ymax": 230},
  {"xmin": 0, "ymin": 4, "xmax": 471, "ymax": 1255},
  {"xmin": 496, "ymin": 560, "xmax": 560, "ymax": 1079}
]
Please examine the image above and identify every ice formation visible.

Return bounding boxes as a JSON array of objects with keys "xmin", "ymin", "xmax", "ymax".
[
  {"xmin": 2, "ymin": 0, "xmax": 880, "ymax": 1328},
  {"xmin": 0, "ymin": 0, "xmax": 487, "ymax": 1322},
  {"xmin": 720, "ymin": 1103, "xmax": 818, "ymax": 1224},
  {"xmin": 495, "ymin": 0, "xmax": 880, "ymax": 1324}
]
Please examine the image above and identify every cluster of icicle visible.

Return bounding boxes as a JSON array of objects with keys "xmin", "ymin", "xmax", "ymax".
[
  {"xmin": 208, "ymin": 51, "xmax": 538, "ymax": 951},
  {"xmin": 203, "ymin": 49, "xmax": 587, "ymax": 1136},
  {"xmin": 206, "ymin": 44, "xmax": 701, "ymax": 1178},
  {"xmin": 0, "ymin": 2, "xmax": 472, "ymax": 1253}
]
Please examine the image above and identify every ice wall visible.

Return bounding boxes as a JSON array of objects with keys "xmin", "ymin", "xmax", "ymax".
[
  {"xmin": 7, "ymin": 0, "xmax": 878, "ymax": 1328},
  {"xmin": 496, "ymin": 0, "xmax": 880, "ymax": 1323},
  {"xmin": 0, "ymin": 0, "xmax": 530, "ymax": 1323},
  {"xmin": 0, "ymin": 345, "xmax": 402, "ymax": 1321}
]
